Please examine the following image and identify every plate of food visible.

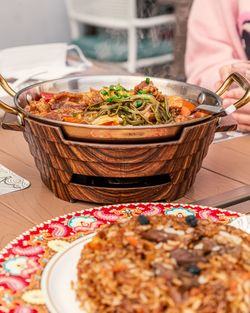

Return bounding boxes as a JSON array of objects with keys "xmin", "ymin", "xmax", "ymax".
[{"xmin": 0, "ymin": 202, "xmax": 249, "ymax": 313}]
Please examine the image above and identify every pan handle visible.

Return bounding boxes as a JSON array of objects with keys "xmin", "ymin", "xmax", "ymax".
[
  {"xmin": 0, "ymin": 74, "xmax": 24, "ymax": 125},
  {"xmin": 216, "ymin": 72, "xmax": 250, "ymax": 114}
]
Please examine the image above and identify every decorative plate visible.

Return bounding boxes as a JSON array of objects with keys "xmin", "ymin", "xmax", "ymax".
[
  {"xmin": 0, "ymin": 202, "xmax": 243, "ymax": 313},
  {"xmin": 41, "ymin": 235, "xmax": 94, "ymax": 313}
]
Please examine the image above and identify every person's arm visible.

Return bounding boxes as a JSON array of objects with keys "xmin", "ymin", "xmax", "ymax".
[{"xmin": 185, "ymin": 0, "xmax": 247, "ymax": 91}]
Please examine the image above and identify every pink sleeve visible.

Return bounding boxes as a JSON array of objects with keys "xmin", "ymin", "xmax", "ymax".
[{"xmin": 185, "ymin": 0, "xmax": 247, "ymax": 91}]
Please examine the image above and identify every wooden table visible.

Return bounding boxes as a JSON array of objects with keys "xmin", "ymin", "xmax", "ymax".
[{"xmin": 0, "ymin": 64, "xmax": 250, "ymax": 249}]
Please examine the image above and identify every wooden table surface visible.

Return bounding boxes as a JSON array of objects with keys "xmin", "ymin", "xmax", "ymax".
[{"xmin": 0, "ymin": 63, "xmax": 250, "ymax": 249}]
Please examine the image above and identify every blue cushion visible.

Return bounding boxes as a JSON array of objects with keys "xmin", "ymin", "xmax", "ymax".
[{"xmin": 72, "ymin": 34, "xmax": 173, "ymax": 62}]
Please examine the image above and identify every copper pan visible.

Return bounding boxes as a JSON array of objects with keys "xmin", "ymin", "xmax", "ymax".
[{"xmin": 0, "ymin": 73, "xmax": 249, "ymax": 143}]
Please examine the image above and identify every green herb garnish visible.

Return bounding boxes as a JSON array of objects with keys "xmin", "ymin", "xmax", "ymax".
[
  {"xmin": 138, "ymin": 90, "xmax": 148, "ymax": 95},
  {"xmin": 109, "ymin": 85, "xmax": 115, "ymax": 91},
  {"xmin": 135, "ymin": 100, "xmax": 143, "ymax": 108},
  {"xmin": 100, "ymin": 90, "xmax": 108, "ymax": 96},
  {"xmin": 114, "ymin": 85, "xmax": 122, "ymax": 91},
  {"xmin": 72, "ymin": 112, "xmax": 83, "ymax": 117}
]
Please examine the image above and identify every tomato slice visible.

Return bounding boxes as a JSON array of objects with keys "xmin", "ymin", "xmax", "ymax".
[{"xmin": 41, "ymin": 92, "xmax": 54, "ymax": 102}]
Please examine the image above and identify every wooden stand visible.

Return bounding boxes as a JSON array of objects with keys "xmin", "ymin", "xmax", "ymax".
[{"xmin": 17, "ymin": 117, "xmax": 218, "ymax": 203}]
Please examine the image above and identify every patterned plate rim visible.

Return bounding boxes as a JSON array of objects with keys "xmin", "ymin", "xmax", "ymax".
[{"xmin": 0, "ymin": 202, "xmax": 243, "ymax": 257}]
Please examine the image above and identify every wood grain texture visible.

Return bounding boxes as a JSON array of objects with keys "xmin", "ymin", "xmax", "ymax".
[
  {"xmin": 187, "ymin": 169, "xmax": 244, "ymax": 202},
  {"xmin": 1, "ymin": 124, "xmax": 246, "ymax": 221},
  {"xmin": 0, "ymin": 126, "xmax": 34, "ymax": 168},
  {"xmin": 202, "ymin": 136, "xmax": 250, "ymax": 185},
  {"xmin": 192, "ymin": 185, "xmax": 250, "ymax": 210},
  {"xmin": 0, "ymin": 202, "xmax": 34, "ymax": 249},
  {"xmin": 226, "ymin": 201, "xmax": 250, "ymax": 215},
  {"xmin": 1, "ymin": 113, "xmax": 249, "ymax": 198},
  {"xmin": 19, "ymin": 117, "xmax": 217, "ymax": 203}
]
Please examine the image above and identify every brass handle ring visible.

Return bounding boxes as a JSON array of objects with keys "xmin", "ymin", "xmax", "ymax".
[
  {"xmin": 216, "ymin": 72, "xmax": 250, "ymax": 114},
  {"xmin": 0, "ymin": 74, "xmax": 24, "ymax": 125}
]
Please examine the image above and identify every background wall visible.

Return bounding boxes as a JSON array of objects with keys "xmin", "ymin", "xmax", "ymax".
[{"xmin": 0, "ymin": 0, "xmax": 71, "ymax": 49}]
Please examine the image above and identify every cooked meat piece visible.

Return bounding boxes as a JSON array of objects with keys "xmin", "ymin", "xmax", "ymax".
[
  {"xmin": 50, "ymin": 90, "xmax": 103, "ymax": 111},
  {"xmin": 169, "ymin": 106, "xmax": 182, "ymax": 118},
  {"xmin": 26, "ymin": 99, "xmax": 50, "ymax": 114},
  {"xmin": 167, "ymin": 96, "xmax": 185, "ymax": 108},
  {"xmin": 201, "ymin": 238, "xmax": 216, "ymax": 254},
  {"xmin": 27, "ymin": 89, "xmax": 104, "ymax": 121},
  {"xmin": 134, "ymin": 80, "xmax": 149, "ymax": 94},
  {"xmin": 153, "ymin": 263, "xmax": 199, "ymax": 292},
  {"xmin": 170, "ymin": 248, "xmax": 206, "ymax": 266},
  {"xmin": 174, "ymin": 115, "xmax": 189, "ymax": 123},
  {"xmin": 179, "ymin": 272, "xmax": 199, "ymax": 291},
  {"xmin": 42, "ymin": 111, "xmax": 63, "ymax": 120},
  {"xmin": 58, "ymin": 102, "xmax": 86, "ymax": 111},
  {"xmin": 168, "ymin": 286, "xmax": 183, "ymax": 304},
  {"xmin": 50, "ymin": 101, "xmax": 65, "ymax": 110},
  {"xmin": 224, "ymin": 245, "xmax": 242, "ymax": 259},
  {"xmin": 87, "ymin": 88, "xmax": 104, "ymax": 105},
  {"xmin": 141, "ymin": 229, "xmax": 169, "ymax": 242},
  {"xmin": 52, "ymin": 91, "xmax": 83, "ymax": 102},
  {"xmin": 152, "ymin": 263, "xmax": 177, "ymax": 280},
  {"xmin": 134, "ymin": 80, "xmax": 165, "ymax": 102}
]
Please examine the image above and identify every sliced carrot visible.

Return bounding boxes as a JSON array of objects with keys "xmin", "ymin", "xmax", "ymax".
[
  {"xmin": 183, "ymin": 100, "xmax": 196, "ymax": 111},
  {"xmin": 86, "ymin": 237, "xmax": 103, "ymax": 250},
  {"xmin": 194, "ymin": 111, "xmax": 208, "ymax": 118},
  {"xmin": 126, "ymin": 236, "xmax": 138, "ymax": 246},
  {"xmin": 135, "ymin": 309, "xmax": 145, "ymax": 313},
  {"xmin": 240, "ymin": 272, "xmax": 250, "ymax": 280},
  {"xmin": 190, "ymin": 287, "xmax": 200, "ymax": 296},
  {"xmin": 181, "ymin": 106, "xmax": 191, "ymax": 117},
  {"xmin": 63, "ymin": 116, "xmax": 77, "ymax": 122},
  {"xmin": 63, "ymin": 116, "xmax": 85, "ymax": 123},
  {"xmin": 112, "ymin": 262, "xmax": 127, "ymax": 273},
  {"xmin": 229, "ymin": 280, "xmax": 237, "ymax": 292}
]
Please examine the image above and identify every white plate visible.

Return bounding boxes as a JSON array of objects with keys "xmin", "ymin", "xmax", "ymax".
[
  {"xmin": 41, "ymin": 233, "xmax": 95, "ymax": 313},
  {"xmin": 230, "ymin": 215, "xmax": 250, "ymax": 234},
  {"xmin": 41, "ymin": 217, "xmax": 249, "ymax": 313}
]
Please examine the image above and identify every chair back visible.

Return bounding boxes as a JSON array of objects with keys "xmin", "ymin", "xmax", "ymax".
[
  {"xmin": 65, "ymin": 0, "xmax": 175, "ymax": 72},
  {"xmin": 66, "ymin": 0, "xmax": 136, "ymax": 23}
]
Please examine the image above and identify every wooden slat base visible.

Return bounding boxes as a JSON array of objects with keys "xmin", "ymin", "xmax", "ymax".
[{"xmin": 18, "ymin": 117, "xmax": 217, "ymax": 203}]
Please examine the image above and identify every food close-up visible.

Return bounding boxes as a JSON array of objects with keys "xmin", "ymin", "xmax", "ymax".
[
  {"xmin": 76, "ymin": 214, "xmax": 250, "ymax": 313},
  {"xmin": 26, "ymin": 79, "xmax": 206, "ymax": 126}
]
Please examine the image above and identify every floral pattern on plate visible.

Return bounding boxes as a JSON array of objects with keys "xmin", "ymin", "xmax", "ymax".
[{"xmin": 0, "ymin": 202, "xmax": 242, "ymax": 312}]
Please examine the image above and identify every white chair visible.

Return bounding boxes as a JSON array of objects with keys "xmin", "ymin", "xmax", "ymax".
[{"xmin": 65, "ymin": 0, "xmax": 175, "ymax": 72}]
